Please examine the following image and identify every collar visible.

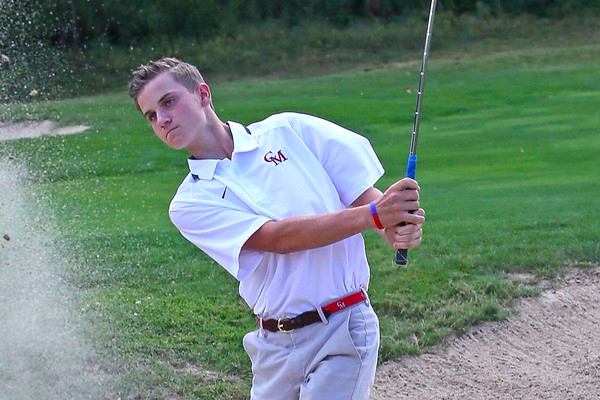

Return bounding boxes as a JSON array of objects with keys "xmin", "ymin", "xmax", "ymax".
[
  {"xmin": 188, "ymin": 158, "xmax": 218, "ymax": 180},
  {"xmin": 228, "ymin": 120, "xmax": 258, "ymax": 153},
  {"xmin": 187, "ymin": 121, "xmax": 258, "ymax": 180}
]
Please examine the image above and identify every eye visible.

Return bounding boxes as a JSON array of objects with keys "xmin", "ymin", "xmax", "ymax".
[
  {"xmin": 148, "ymin": 112, "xmax": 157, "ymax": 122},
  {"xmin": 165, "ymin": 98, "xmax": 174, "ymax": 107}
]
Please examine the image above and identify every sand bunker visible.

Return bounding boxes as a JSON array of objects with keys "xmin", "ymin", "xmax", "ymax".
[
  {"xmin": 0, "ymin": 120, "xmax": 89, "ymax": 141},
  {"xmin": 371, "ymin": 266, "xmax": 600, "ymax": 400}
]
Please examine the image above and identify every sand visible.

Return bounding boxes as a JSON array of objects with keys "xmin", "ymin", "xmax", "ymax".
[
  {"xmin": 371, "ymin": 266, "xmax": 600, "ymax": 400},
  {"xmin": 0, "ymin": 120, "xmax": 89, "ymax": 141}
]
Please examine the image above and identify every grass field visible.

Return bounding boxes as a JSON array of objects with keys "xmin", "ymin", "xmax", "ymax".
[{"xmin": 2, "ymin": 43, "xmax": 599, "ymax": 398}]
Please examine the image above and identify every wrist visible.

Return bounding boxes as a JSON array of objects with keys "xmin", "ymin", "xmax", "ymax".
[{"xmin": 369, "ymin": 201, "xmax": 384, "ymax": 230}]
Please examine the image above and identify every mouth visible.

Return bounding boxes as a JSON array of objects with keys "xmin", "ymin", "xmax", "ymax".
[{"xmin": 166, "ymin": 126, "xmax": 179, "ymax": 138}]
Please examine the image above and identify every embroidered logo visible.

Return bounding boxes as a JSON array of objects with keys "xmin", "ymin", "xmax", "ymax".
[
  {"xmin": 336, "ymin": 301, "xmax": 346, "ymax": 309},
  {"xmin": 263, "ymin": 150, "xmax": 288, "ymax": 166}
]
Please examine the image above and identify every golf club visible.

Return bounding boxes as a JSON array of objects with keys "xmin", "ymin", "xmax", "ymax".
[{"xmin": 395, "ymin": 0, "xmax": 437, "ymax": 265}]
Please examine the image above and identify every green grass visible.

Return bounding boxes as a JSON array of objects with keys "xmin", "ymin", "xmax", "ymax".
[{"xmin": 2, "ymin": 43, "xmax": 599, "ymax": 398}]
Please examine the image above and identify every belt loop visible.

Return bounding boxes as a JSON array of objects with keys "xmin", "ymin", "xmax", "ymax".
[
  {"xmin": 360, "ymin": 286, "xmax": 370, "ymax": 307},
  {"xmin": 316, "ymin": 306, "xmax": 329, "ymax": 325},
  {"xmin": 258, "ymin": 317, "xmax": 264, "ymax": 333},
  {"xmin": 258, "ymin": 318, "xmax": 268, "ymax": 338}
]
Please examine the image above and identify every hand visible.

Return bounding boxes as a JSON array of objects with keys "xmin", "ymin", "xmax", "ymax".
[
  {"xmin": 372, "ymin": 178, "xmax": 421, "ymax": 228},
  {"xmin": 383, "ymin": 208, "xmax": 425, "ymax": 250}
]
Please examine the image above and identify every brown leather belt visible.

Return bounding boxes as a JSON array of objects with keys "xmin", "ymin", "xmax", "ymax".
[{"xmin": 257, "ymin": 289, "xmax": 368, "ymax": 333}]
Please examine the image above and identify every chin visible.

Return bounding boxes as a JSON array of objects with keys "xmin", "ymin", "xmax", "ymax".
[
  {"xmin": 166, "ymin": 133, "xmax": 188, "ymax": 150},
  {"xmin": 169, "ymin": 141, "xmax": 188, "ymax": 150}
]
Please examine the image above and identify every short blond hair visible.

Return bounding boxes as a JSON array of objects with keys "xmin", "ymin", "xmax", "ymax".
[{"xmin": 128, "ymin": 57, "xmax": 205, "ymax": 111}]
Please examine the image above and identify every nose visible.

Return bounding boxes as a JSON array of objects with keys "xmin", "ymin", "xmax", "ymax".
[{"xmin": 157, "ymin": 109, "xmax": 171, "ymax": 128}]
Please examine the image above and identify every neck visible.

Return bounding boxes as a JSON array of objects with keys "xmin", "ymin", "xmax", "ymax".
[
  {"xmin": 187, "ymin": 117, "xmax": 233, "ymax": 160},
  {"xmin": 221, "ymin": 122, "xmax": 234, "ymax": 159}
]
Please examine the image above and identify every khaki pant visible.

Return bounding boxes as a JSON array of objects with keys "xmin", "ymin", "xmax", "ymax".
[{"xmin": 243, "ymin": 302, "xmax": 380, "ymax": 400}]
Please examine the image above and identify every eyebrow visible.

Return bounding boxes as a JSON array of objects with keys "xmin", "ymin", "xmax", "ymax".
[{"xmin": 143, "ymin": 92, "xmax": 173, "ymax": 119}]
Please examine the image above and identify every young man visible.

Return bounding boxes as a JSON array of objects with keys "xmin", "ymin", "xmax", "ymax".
[{"xmin": 129, "ymin": 57, "xmax": 425, "ymax": 400}]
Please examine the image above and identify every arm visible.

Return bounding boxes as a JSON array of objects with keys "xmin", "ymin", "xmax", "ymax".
[
  {"xmin": 351, "ymin": 186, "xmax": 425, "ymax": 251},
  {"xmin": 243, "ymin": 178, "xmax": 425, "ymax": 254}
]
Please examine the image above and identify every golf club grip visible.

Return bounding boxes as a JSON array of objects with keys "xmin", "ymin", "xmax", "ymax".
[
  {"xmin": 395, "ymin": 246, "xmax": 409, "ymax": 265},
  {"xmin": 394, "ymin": 154, "xmax": 417, "ymax": 265},
  {"xmin": 394, "ymin": 217, "xmax": 413, "ymax": 265}
]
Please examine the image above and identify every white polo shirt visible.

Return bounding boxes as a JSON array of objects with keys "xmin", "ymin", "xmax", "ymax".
[{"xmin": 169, "ymin": 112, "xmax": 384, "ymax": 318}]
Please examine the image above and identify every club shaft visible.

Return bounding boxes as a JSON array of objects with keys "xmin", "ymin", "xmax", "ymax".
[{"xmin": 410, "ymin": 0, "xmax": 437, "ymax": 156}]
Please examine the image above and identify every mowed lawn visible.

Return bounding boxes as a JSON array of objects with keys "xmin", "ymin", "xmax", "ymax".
[{"xmin": 4, "ymin": 44, "xmax": 599, "ymax": 398}]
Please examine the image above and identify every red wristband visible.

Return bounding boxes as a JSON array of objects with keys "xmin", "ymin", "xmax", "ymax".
[{"xmin": 369, "ymin": 201, "xmax": 384, "ymax": 229}]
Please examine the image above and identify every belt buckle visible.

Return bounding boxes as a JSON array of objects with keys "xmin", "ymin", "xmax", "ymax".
[{"xmin": 277, "ymin": 316, "xmax": 294, "ymax": 333}]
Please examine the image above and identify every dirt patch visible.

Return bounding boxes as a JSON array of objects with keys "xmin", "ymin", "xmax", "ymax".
[
  {"xmin": 0, "ymin": 120, "xmax": 89, "ymax": 141},
  {"xmin": 371, "ymin": 267, "xmax": 600, "ymax": 400}
]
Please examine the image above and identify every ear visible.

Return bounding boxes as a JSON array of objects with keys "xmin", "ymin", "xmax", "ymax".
[{"xmin": 196, "ymin": 83, "xmax": 212, "ymax": 107}]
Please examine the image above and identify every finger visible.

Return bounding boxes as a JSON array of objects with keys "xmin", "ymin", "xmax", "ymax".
[
  {"xmin": 394, "ymin": 223, "xmax": 422, "ymax": 236},
  {"xmin": 388, "ymin": 178, "xmax": 420, "ymax": 192},
  {"xmin": 412, "ymin": 208, "xmax": 425, "ymax": 218},
  {"xmin": 397, "ymin": 211, "xmax": 425, "ymax": 225},
  {"xmin": 394, "ymin": 227, "xmax": 422, "ymax": 242},
  {"xmin": 400, "ymin": 200, "xmax": 420, "ymax": 212},
  {"xmin": 400, "ymin": 208, "xmax": 425, "ymax": 223},
  {"xmin": 394, "ymin": 236, "xmax": 423, "ymax": 250},
  {"xmin": 398, "ymin": 189, "xmax": 419, "ymax": 202}
]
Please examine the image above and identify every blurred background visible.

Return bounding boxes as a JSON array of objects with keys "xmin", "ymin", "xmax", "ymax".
[{"xmin": 1, "ymin": 0, "xmax": 599, "ymax": 104}]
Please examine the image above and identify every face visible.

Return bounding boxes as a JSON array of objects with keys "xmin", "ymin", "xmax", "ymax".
[{"xmin": 137, "ymin": 72, "xmax": 209, "ymax": 150}]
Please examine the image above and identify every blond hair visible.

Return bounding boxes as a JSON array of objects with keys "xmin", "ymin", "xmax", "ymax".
[{"xmin": 128, "ymin": 57, "xmax": 205, "ymax": 111}]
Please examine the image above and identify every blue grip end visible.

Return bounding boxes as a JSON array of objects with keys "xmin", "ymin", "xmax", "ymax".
[{"xmin": 406, "ymin": 154, "xmax": 417, "ymax": 179}]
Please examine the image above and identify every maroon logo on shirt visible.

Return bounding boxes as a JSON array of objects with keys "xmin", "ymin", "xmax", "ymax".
[{"xmin": 264, "ymin": 150, "xmax": 288, "ymax": 166}]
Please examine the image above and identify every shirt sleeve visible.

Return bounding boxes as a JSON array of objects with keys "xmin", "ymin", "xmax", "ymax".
[
  {"xmin": 287, "ymin": 113, "xmax": 385, "ymax": 206},
  {"xmin": 169, "ymin": 187, "xmax": 271, "ymax": 281}
]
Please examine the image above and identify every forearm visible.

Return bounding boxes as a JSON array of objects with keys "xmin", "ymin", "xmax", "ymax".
[
  {"xmin": 243, "ymin": 179, "xmax": 423, "ymax": 254},
  {"xmin": 243, "ymin": 204, "xmax": 376, "ymax": 254}
]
